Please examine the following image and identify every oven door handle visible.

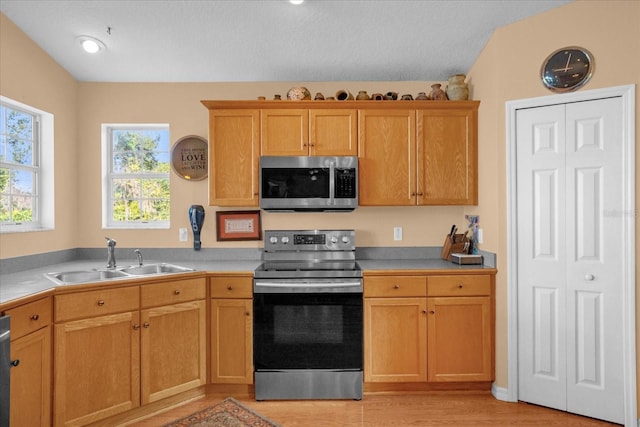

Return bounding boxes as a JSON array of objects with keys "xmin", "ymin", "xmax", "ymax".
[{"xmin": 254, "ymin": 280, "xmax": 362, "ymax": 293}]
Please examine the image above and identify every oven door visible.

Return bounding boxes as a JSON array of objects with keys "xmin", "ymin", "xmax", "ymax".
[{"xmin": 253, "ymin": 281, "xmax": 363, "ymax": 371}]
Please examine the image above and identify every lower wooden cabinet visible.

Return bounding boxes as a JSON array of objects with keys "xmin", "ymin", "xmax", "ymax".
[
  {"xmin": 5, "ymin": 297, "xmax": 52, "ymax": 427},
  {"xmin": 364, "ymin": 297, "xmax": 427, "ymax": 382},
  {"xmin": 54, "ymin": 308, "xmax": 141, "ymax": 426},
  {"xmin": 53, "ymin": 277, "xmax": 207, "ymax": 427},
  {"xmin": 363, "ymin": 273, "xmax": 494, "ymax": 387},
  {"xmin": 210, "ymin": 275, "xmax": 253, "ymax": 384},
  {"xmin": 426, "ymin": 296, "xmax": 492, "ymax": 382}
]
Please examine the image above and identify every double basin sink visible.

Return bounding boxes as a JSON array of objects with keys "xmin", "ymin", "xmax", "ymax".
[{"xmin": 45, "ymin": 263, "xmax": 194, "ymax": 285}]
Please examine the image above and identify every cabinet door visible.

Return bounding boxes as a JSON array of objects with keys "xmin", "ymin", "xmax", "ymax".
[
  {"xmin": 140, "ymin": 300, "xmax": 206, "ymax": 404},
  {"xmin": 261, "ymin": 109, "xmax": 309, "ymax": 156},
  {"xmin": 210, "ymin": 299, "xmax": 253, "ymax": 384},
  {"xmin": 364, "ymin": 297, "xmax": 427, "ymax": 382},
  {"xmin": 10, "ymin": 326, "xmax": 51, "ymax": 427},
  {"xmin": 417, "ymin": 107, "xmax": 478, "ymax": 205},
  {"xmin": 358, "ymin": 109, "xmax": 416, "ymax": 205},
  {"xmin": 427, "ymin": 296, "xmax": 492, "ymax": 382},
  {"xmin": 54, "ymin": 311, "xmax": 140, "ymax": 427},
  {"xmin": 310, "ymin": 109, "xmax": 358, "ymax": 156},
  {"xmin": 209, "ymin": 109, "xmax": 260, "ymax": 206}
]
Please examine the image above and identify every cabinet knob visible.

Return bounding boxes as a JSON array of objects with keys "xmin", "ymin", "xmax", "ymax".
[
  {"xmin": 458, "ymin": 284, "xmax": 464, "ymax": 289},
  {"xmin": 30, "ymin": 314, "xmax": 39, "ymax": 321},
  {"xmin": 393, "ymin": 284, "xmax": 400, "ymax": 289},
  {"xmin": 246, "ymin": 312, "xmax": 251, "ymax": 317},
  {"xmin": 97, "ymin": 300, "xmax": 105, "ymax": 306},
  {"xmin": 143, "ymin": 322, "xmax": 150, "ymax": 328},
  {"xmin": 421, "ymin": 310, "xmax": 427, "ymax": 314},
  {"xmin": 429, "ymin": 310, "xmax": 435, "ymax": 314},
  {"xmin": 10, "ymin": 359, "xmax": 20, "ymax": 367},
  {"xmin": 584, "ymin": 274, "xmax": 595, "ymax": 281},
  {"xmin": 417, "ymin": 192, "xmax": 424, "ymax": 196},
  {"xmin": 174, "ymin": 289, "xmax": 181, "ymax": 295},
  {"xmin": 133, "ymin": 324, "xmax": 140, "ymax": 330},
  {"xmin": 227, "ymin": 285, "xmax": 233, "ymax": 291}
]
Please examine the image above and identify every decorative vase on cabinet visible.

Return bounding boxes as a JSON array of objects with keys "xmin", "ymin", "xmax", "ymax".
[
  {"xmin": 446, "ymin": 74, "xmax": 469, "ymax": 100},
  {"xmin": 428, "ymin": 84, "xmax": 447, "ymax": 100}
]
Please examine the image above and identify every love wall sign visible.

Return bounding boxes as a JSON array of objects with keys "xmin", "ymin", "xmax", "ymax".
[{"xmin": 171, "ymin": 135, "xmax": 208, "ymax": 181}]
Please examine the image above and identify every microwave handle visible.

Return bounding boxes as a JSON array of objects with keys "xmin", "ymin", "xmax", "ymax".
[{"xmin": 329, "ymin": 161, "xmax": 335, "ymax": 205}]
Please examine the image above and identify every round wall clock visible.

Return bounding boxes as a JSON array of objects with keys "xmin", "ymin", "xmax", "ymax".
[
  {"xmin": 541, "ymin": 46, "xmax": 594, "ymax": 92},
  {"xmin": 171, "ymin": 135, "xmax": 208, "ymax": 181}
]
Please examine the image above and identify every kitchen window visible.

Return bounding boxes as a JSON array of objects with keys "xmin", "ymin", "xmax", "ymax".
[
  {"xmin": 103, "ymin": 124, "xmax": 170, "ymax": 228},
  {"xmin": 0, "ymin": 97, "xmax": 54, "ymax": 233}
]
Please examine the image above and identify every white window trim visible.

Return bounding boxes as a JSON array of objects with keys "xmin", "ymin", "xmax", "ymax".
[
  {"xmin": 102, "ymin": 123, "xmax": 170, "ymax": 229},
  {"xmin": 0, "ymin": 96, "xmax": 54, "ymax": 234}
]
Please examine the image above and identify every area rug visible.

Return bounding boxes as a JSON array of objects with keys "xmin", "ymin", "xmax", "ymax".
[{"xmin": 163, "ymin": 397, "xmax": 281, "ymax": 427}]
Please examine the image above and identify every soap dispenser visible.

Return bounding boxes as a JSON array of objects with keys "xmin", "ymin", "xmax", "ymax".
[{"xmin": 188, "ymin": 205, "xmax": 205, "ymax": 250}]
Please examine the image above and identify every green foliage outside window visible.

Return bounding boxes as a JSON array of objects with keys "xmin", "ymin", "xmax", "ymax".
[{"xmin": 109, "ymin": 129, "xmax": 170, "ymax": 224}]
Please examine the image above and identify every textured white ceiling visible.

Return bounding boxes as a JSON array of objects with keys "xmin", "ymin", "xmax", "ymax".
[{"xmin": 0, "ymin": 0, "xmax": 571, "ymax": 83}]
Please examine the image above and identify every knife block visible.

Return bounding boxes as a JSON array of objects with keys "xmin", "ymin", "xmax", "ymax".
[{"xmin": 440, "ymin": 234, "xmax": 469, "ymax": 261}]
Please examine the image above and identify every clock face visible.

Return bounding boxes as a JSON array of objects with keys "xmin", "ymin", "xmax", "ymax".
[{"xmin": 541, "ymin": 47, "xmax": 593, "ymax": 92}]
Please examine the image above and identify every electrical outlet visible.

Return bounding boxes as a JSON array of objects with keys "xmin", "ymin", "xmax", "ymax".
[
  {"xmin": 393, "ymin": 227, "xmax": 403, "ymax": 241},
  {"xmin": 477, "ymin": 228, "xmax": 483, "ymax": 244},
  {"xmin": 179, "ymin": 228, "xmax": 188, "ymax": 242}
]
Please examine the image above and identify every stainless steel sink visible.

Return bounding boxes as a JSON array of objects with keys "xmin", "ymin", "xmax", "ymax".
[
  {"xmin": 46, "ymin": 269, "xmax": 129, "ymax": 285},
  {"xmin": 44, "ymin": 263, "xmax": 194, "ymax": 285},
  {"xmin": 121, "ymin": 263, "xmax": 194, "ymax": 275}
]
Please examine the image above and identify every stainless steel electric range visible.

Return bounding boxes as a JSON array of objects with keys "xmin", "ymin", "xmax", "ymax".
[{"xmin": 253, "ymin": 229, "xmax": 363, "ymax": 400}]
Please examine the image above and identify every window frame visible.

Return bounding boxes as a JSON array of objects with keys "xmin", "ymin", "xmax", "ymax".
[
  {"xmin": 0, "ymin": 96, "xmax": 54, "ymax": 233},
  {"xmin": 102, "ymin": 124, "xmax": 171, "ymax": 229}
]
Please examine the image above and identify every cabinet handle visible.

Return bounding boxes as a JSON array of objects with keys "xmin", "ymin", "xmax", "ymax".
[
  {"xmin": 227, "ymin": 285, "xmax": 233, "ymax": 291},
  {"xmin": 30, "ymin": 314, "xmax": 39, "ymax": 321},
  {"xmin": 421, "ymin": 310, "xmax": 427, "ymax": 314},
  {"xmin": 174, "ymin": 289, "xmax": 181, "ymax": 295},
  {"xmin": 417, "ymin": 192, "xmax": 424, "ymax": 196},
  {"xmin": 133, "ymin": 324, "xmax": 140, "ymax": 330},
  {"xmin": 97, "ymin": 300, "xmax": 105, "ymax": 306},
  {"xmin": 10, "ymin": 359, "xmax": 20, "ymax": 367},
  {"xmin": 245, "ymin": 312, "xmax": 251, "ymax": 317},
  {"xmin": 458, "ymin": 284, "xmax": 464, "ymax": 289},
  {"xmin": 143, "ymin": 322, "xmax": 150, "ymax": 328},
  {"xmin": 429, "ymin": 310, "xmax": 435, "ymax": 314},
  {"xmin": 393, "ymin": 284, "xmax": 400, "ymax": 289}
]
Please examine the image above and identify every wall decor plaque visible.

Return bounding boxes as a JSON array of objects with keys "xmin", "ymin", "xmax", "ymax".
[{"xmin": 171, "ymin": 135, "xmax": 208, "ymax": 181}]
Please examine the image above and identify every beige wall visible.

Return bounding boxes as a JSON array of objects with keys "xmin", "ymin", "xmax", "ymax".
[
  {"xmin": 0, "ymin": 14, "xmax": 78, "ymax": 256},
  {"xmin": 466, "ymin": 0, "xmax": 640, "ymax": 406},
  {"xmin": 1, "ymin": 0, "xmax": 638, "ymax": 409}
]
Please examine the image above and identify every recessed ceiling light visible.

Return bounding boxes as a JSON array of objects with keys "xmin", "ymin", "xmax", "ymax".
[
  {"xmin": 290, "ymin": 0, "xmax": 304, "ymax": 4},
  {"xmin": 77, "ymin": 35, "xmax": 106, "ymax": 54}
]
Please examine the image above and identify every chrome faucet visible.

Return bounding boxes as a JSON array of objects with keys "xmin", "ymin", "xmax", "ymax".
[
  {"xmin": 134, "ymin": 249, "xmax": 143, "ymax": 267},
  {"xmin": 105, "ymin": 237, "xmax": 117, "ymax": 269}
]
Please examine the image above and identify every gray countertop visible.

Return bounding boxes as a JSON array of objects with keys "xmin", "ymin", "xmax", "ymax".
[{"xmin": 1, "ymin": 250, "xmax": 496, "ymax": 305}]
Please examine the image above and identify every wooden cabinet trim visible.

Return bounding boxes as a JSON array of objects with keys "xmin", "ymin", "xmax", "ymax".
[
  {"xmin": 4, "ymin": 296, "xmax": 51, "ymax": 340},
  {"xmin": 141, "ymin": 277, "xmax": 206, "ymax": 308}
]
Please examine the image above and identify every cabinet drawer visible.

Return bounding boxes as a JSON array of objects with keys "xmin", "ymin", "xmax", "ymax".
[
  {"xmin": 141, "ymin": 277, "xmax": 206, "ymax": 308},
  {"xmin": 55, "ymin": 286, "xmax": 139, "ymax": 322},
  {"xmin": 210, "ymin": 276, "xmax": 253, "ymax": 299},
  {"xmin": 364, "ymin": 276, "xmax": 426, "ymax": 297},
  {"xmin": 427, "ymin": 275, "xmax": 491, "ymax": 296},
  {"xmin": 4, "ymin": 297, "xmax": 52, "ymax": 340}
]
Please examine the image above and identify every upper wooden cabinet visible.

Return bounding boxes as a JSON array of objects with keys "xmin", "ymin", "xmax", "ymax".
[
  {"xmin": 202, "ymin": 100, "xmax": 478, "ymax": 207},
  {"xmin": 417, "ymin": 106, "xmax": 478, "ymax": 205},
  {"xmin": 358, "ymin": 109, "xmax": 416, "ymax": 206},
  {"xmin": 207, "ymin": 109, "xmax": 260, "ymax": 206},
  {"xmin": 359, "ymin": 102, "xmax": 479, "ymax": 206},
  {"xmin": 260, "ymin": 108, "xmax": 358, "ymax": 156}
]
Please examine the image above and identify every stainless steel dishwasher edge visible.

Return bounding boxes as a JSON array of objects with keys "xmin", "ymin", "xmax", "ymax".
[{"xmin": 0, "ymin": 315, "xmax": 10, "ymax": 426}]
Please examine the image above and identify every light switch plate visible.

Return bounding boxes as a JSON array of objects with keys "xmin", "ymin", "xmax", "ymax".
[
  {"xmin": 394, "ymin": 227, "xmax": 403, "ymax": 241},
  {"xmin": 179, "ymin": 228, "xmax": 188, "ymax": 242}
]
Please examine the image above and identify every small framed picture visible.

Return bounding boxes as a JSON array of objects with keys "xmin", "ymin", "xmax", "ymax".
[{"xmin": 216, "ymin": 210, "xmax": 262, "ymax": 241}]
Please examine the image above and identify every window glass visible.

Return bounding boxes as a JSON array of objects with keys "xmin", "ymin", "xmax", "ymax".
[{"xmin": 104, "ymin": 126, "xmax": 170, "ymax": 228}]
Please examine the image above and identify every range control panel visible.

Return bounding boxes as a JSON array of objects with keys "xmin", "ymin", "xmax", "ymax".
[{"xmin": 264, "ymin": 230, "xmax": 355, "ymax": 252}]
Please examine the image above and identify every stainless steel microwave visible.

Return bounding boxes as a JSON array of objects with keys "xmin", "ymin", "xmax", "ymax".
[{"xmin": 259, "ymin": 156, "xmax": 358, "ymax": 212}]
